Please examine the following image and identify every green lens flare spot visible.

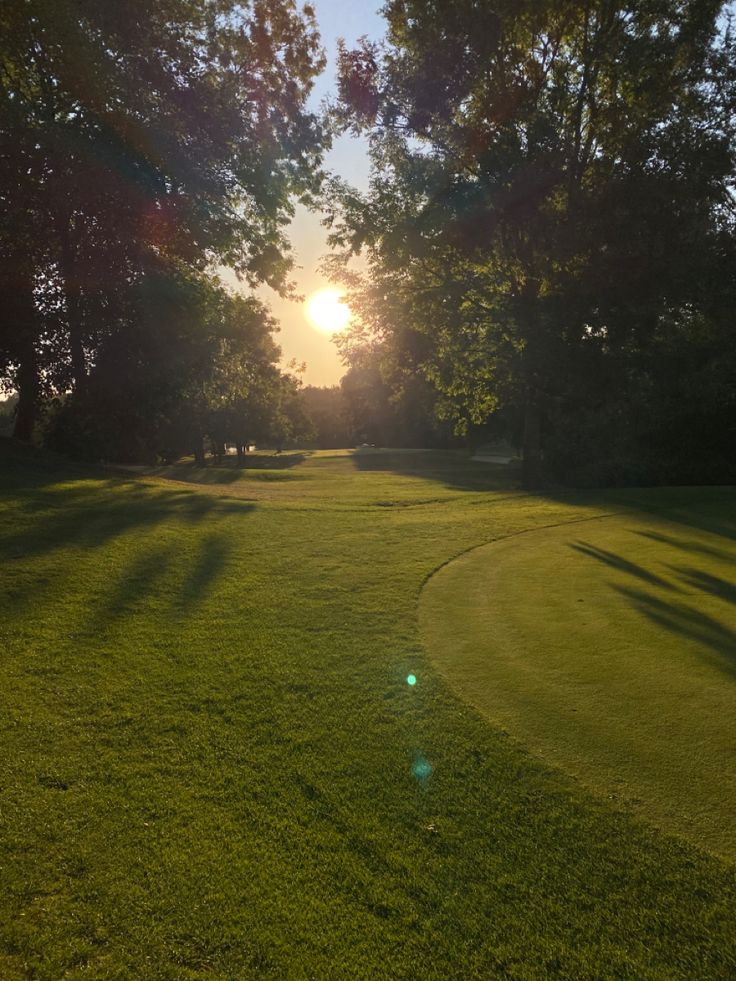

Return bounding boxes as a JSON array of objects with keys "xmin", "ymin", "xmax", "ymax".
[
  {"xmin": 412, "ymin": 754, "xmax": 433, "ymax": 781},
  {"xmin": 407, "ymin": 674, "xmax": 417, "ymax": 686}
]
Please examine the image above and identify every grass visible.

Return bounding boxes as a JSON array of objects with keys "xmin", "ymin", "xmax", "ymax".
[
  {"xmin": 420, "ymin": 497, "xmax": 736, "ymax": 860},
  {"xmin": 131, "ymin": 447, "xmax": 518, "ymax": 506},
  {"xmin": 2, "ymin": 438, "xmax": 736, "ymax": 978}
]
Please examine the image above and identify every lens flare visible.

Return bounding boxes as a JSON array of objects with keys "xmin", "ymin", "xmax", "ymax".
[
  {"xmin": 412, "ymin": 753, "xmax": 433, "ymax": 782},
  {"xmin": 407, "ymin": 674, "xmax": 417, "ymax": 686}
]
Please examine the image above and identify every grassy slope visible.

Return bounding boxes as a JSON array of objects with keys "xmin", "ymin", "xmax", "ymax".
[
  {"xmin": 1, "ymin": 440, "xmax": 735, "ymax": 979},
  {"xmin": 420, "ymin": 500, "xmax": 736, "ymax": 859}
]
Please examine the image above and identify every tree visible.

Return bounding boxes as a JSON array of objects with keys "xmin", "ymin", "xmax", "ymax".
[
  {"xmin": 329, "ymin": 0, "xmax": 736, "ymax": 485},
  {"xmin": 1, "ymin": 0, "xmax": 326, "ymax": 440},
  {"xmin": 44, "ymin": 270, "xmax": 307, "ymax": 465},
  {"xmin": 299, "ymin": 385, "xmax": 351, "ymax": 448},
  {"xmin": 338, "ymin": 338, "xmax": 458, "ymax": 447}
]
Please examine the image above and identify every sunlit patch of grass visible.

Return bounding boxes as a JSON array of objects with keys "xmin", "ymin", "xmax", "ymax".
[
  {"xmin": 420, "ymin": 499, "xmax": 736, "ymax": 859},
  {"xmin": 2, "ymin": 439, "xmax": 736, "ymax": 978}
]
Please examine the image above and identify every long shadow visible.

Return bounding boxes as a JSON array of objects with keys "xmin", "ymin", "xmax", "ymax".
[
  {"xmin": 635, "ymin": 529, "xmax": 733, "ymax": 563},
  {"xmin": 176, "ymin": 533, "xmax": 232, "ymax": 612},
  {"xmin": 2, "ymin": 467, "xmax": 248, "ymax": 641},
  {"xmin": 669, "ymin": 567, "xmax": 736, "ymax": 606},
  {"xmin": 92, "ymin": 544, "xmax": 178, "ymax": 624},
  {"xmin": 1, "ymin": 481, "xmax": 252, "ymax": 564},
  {"xmin": 582, "ymin": 486, "xmax": 736, "ymax": 543},
  {"xmin": 350, "ymin": 448, "xmax": 520, "ymax": 493},
  {"xmin": 570, "ymin": 542, "xmax": 679, "ymax": 591},
  {"xmin": 613, "ymin": 584, "xmax": 736, "ymax": 677},
  {"xmin": 76, "ymin": 532, "xmax": 234, "ymax": 635},
  {"xmin": 161, "ymin": 453, "xmax": 310, "ymax": 484},
  {"xmin": 566, "ymin": 520, "xmax": 736, "ymax": 678}
]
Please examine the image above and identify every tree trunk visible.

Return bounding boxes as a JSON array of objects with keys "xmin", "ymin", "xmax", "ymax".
[
  {"xmin": 193, "ymin": 439, "xmax": 206, "ymax": 466},
  {"xmin": 59, "ymin": 213, "xmax": 87, "ymax": 393},
  {"xmin": 66, "ymin": 289, "xmax": 87, "ymax": 393},
  {"xmin": 4, "ymin": 262, "xmax": 40, "ymax": 442},
  {"xmin": 519, "ymin": 278, "xmax": 544, "ymax": 489},
  {"xmin": 521, "ymin": 395, "xmax": 543, "ymax": 489},
  {"xmin": 13, "ymin": 343, "xmax": 39, "ymax": 442}
]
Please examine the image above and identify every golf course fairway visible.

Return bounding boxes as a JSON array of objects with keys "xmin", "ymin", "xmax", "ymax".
[
  {"xmin": 4, "ymin": 442, "xmax": 736, "ymax": 977},
  {"xmin": 420, "ymin": 496, "xmax": 736, "ymax": 859}
]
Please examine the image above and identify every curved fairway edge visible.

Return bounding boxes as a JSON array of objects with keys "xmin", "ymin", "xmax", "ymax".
[{"xmin": 419, "ymin": 496, "xmax": 736, "ymax": 860}]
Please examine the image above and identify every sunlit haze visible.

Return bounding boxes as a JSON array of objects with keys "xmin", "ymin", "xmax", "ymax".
[
  {"xmin": 305, "ymin": 289, "xmax": 351, "ymax": 335},
  {"xmin": 251, "ymin": 0, "xmax": 384, "ymax": 386}
]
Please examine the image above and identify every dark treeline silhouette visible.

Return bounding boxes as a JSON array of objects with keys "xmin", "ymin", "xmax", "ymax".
[
  {"xmin": 0, "ymin": 0, "xmax": 326, "ymax": 462},
  {"xmin": 299, "ymin": 343, "xmax": 462, "ymax": 450},
  {"xmin": 327, "ymin": 0, "xmax": 736, "ymax": 487},
  {"xmin": 4, "ymin": 2, "xmax": 736, "ymax": 481}
]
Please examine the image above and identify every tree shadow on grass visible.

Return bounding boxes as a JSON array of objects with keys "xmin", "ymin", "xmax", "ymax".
[
  {"xmin": 635, "ymin": 529, "xmax": 733, "ymax": 564},
  {"xmin": 2, "ymin": 472, "xmax": 249, "ymax": 638},
  {"xmin": 176, "ymin": 533, "xmax": 233, "ymax": 612},
  {"xmin": 1, "ymin": 478, "xmax": 252, "ymax": 564},
  {"xmin": 612, "ymin": 583, "xmax": 736, "ymax": 677},
  {"xmin": 567, "ymin": 525, "xmax": 736, "ymax": 678},
  {"xmin": 92, "ymin": 543, "xmax": 179, "ymax": 622},
  {"xmin": 570, "ymin": 542, "xmax": 680, "ymax": 592},
  {"xmin": 668, "ymin": 567, "xmax": 736, "ymax": 606},
  {"xmin": 159, "ymin": 453, "xmax": 310, "ymax": 484},
  {"xmin": 592, "ymin": 486, "xmax": 736, "ymax": 543},
  {"xmin": 79, "ymin": 532, "xmax": 234, "ymax": 634},
  {"xmin": 350, "ymin": 448, "xmax": 520, "ymax": 493}
]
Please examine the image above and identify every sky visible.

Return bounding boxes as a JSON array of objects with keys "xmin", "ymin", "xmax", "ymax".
[{"xmin": 246, "ymin": 0, "xmax": 386, "ymax": 388}]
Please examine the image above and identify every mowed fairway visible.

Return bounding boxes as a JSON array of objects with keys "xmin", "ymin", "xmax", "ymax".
[
  {"xmin": 420, "ymin": 498, "xmax": 736, "ymax": 859},
  {"xmin": 2, "ymin": 441, "xmax": 736, "ymax": 978}
]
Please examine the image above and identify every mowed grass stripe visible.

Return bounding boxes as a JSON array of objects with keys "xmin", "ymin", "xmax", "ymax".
[{"xmin": 2, "ymin": 442, "xmax": 736, "ymax": 978}]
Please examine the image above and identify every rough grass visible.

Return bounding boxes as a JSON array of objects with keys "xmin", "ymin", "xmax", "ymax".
[
  {"xmin": 2, "ymin": 439, "xmax": 736, "ymax": 979},
  {"xmin": 420, "ymin": 497, "xmax": 736, "ymax": 859}
]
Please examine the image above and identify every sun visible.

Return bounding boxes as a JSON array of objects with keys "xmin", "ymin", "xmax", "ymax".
[{"xmin": 305, "ymin": 288, "xmax": 351, "ymax": 335}]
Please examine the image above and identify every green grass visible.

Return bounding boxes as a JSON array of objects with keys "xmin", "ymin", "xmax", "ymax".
[
  {"xmin": 420, "ymin": 498, "xmax": 736, "ymax": 860},
  {"xmin": 2, "ymin": 439, "xmax": 736, "ymax": 978},
  {"xmin": 133, "ymin": 448, "xmax": 518, "ymax": 506}
]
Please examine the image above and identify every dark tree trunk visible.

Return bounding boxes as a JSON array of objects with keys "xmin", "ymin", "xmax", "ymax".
[
  {"xmin": 521, "ymin": 395, "xmax": 543, "ymax": 489},
  {"xmin": 4, "ymin": 261, "xmax": 40, "ymax": 442},
  {"xmin": 59, "ymin": 213, "xmax": 87, "ymax": 393},
  {"xmin": 66, "ymin": 289, "xmax": 87, "ymax": 394},
  {"xmin": 13, "ymin": 342, "xmax": 40, "ymax": 442},
  {"xmin": 519, "ymin": 280, "xmax": 544, "ymax": 489},
  {"xmin": 193, "ymin": 439, "xmax": 206, "ymax": 466}
]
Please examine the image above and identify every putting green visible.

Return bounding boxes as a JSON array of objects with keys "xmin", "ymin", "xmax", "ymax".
[{"xmin": 419, "ymin": 497, "xmax": 736, "ymax": 859}]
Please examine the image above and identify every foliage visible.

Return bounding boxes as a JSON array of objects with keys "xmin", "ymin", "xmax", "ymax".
[
  {"xmin": 339, "ymin": 340, "xmax": 460, "ymax": 447},
  {"xmin": 329, "ymin": 0, "xmax": 736, "ymax": 486},
  {"xmin": 1, "ymin": 0, "xmax": 326, "ymax": 449},
  {"xmin": 299, "ymin": 385, "xmax": 352, "ymax": 448},
  {"xmin": 42, "ymin": 268, "xmax": 305, "ymax": 463}
]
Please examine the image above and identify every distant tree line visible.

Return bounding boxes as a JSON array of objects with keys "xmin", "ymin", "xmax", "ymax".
[
  {"xmin": 299, "ymin": 345, "xmax": 460, "ymax": 450},
  {"xmin": 1, "ymin": 0, "xmax": 326, "ymax": 462},
  {"xmin": 329, "ymin": 0, "xmax": 736, "ymax": 486}
]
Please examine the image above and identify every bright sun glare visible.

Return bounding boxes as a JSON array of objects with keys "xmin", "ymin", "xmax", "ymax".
[{"xmin": 305, "ymin": 288, "xmax": 351, "ymax": 335}]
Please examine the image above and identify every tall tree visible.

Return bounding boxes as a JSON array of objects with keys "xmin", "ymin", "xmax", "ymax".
[
  {"xmin": 1, "ymin": 0, "xmax": 326, "ymax": 438},
  {"xmin": 329, "ymin": 0, "xmax": 736, "ymax": 485}
]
